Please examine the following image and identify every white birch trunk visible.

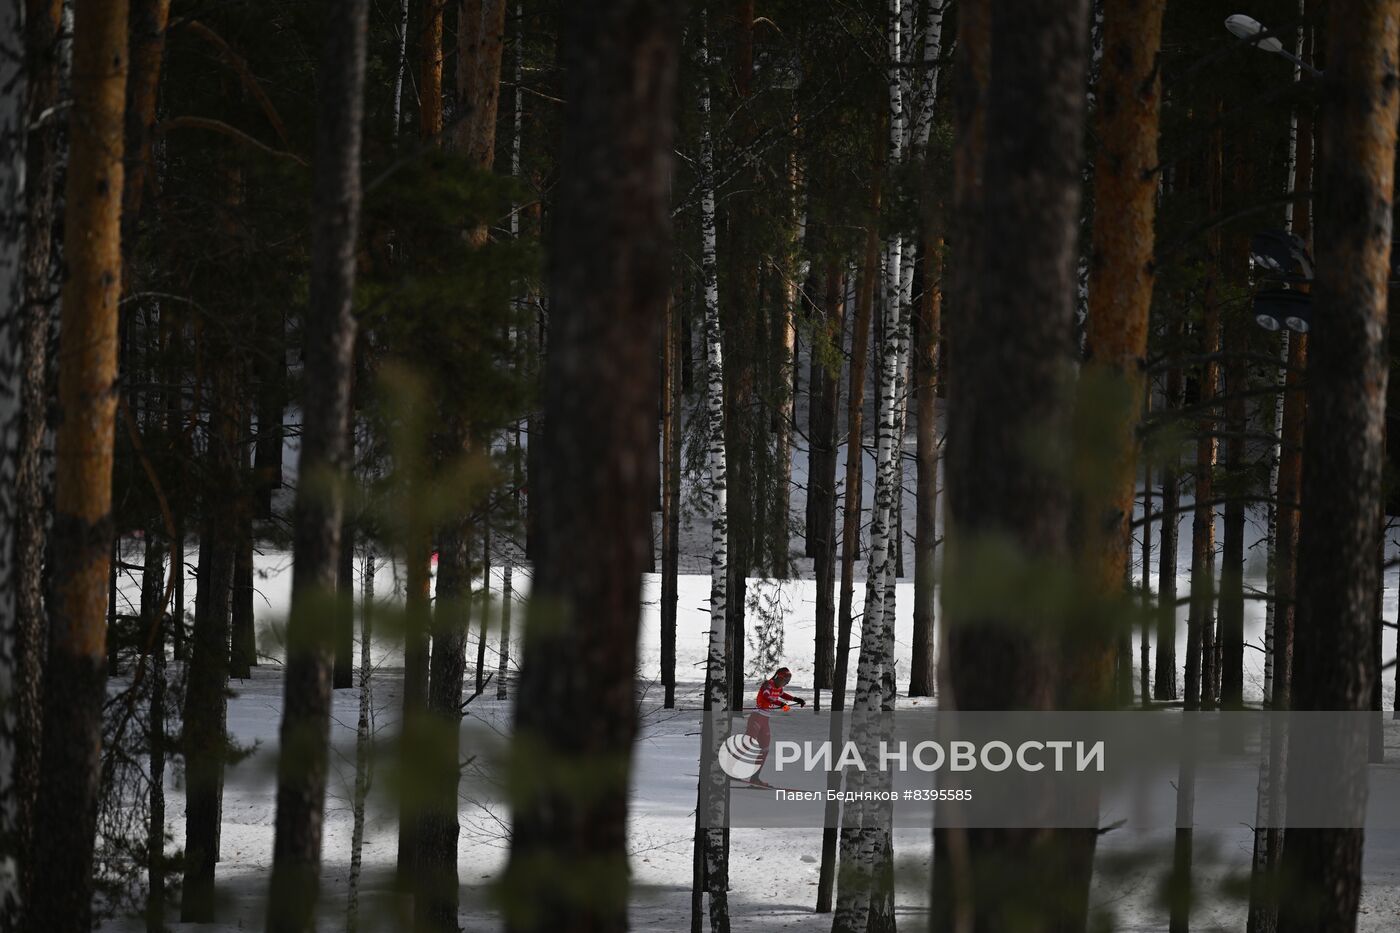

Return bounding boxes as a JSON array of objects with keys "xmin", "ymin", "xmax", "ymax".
[
  {"xmin": 910, "ymin": 0, "xmax": 945, "ymax": 157},
  {"xmin": 1251, "ymin": 0, "xmax": 1307, "ymax": 894},
  {"xmin": 695, "ymin": 19, "xmax": 731, "ymax": 930},
  {"xmin": 832, "ymin": 6, "xmax": 908, "ymax": 926},
  {"xmin": 0, "ymin": 0, "xmax": 26, "ymax": 917}
]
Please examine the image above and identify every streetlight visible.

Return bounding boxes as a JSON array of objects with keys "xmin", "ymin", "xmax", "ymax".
[
  {"xmin": 1249, "ymin": 230, "xmax": 1315, "ymax": 333},
  {"xmin": 1252, "ymin": 288, "xmax": 1312, "ymax": 334},
  {"xmin": 1224, "ymin": 14, "xmax": 1323, "ymax": 77}
]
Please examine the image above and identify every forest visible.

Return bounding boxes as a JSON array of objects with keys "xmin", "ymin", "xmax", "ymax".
[{"xmin": 1, "ymin": 0, "xmax": 1399, "ymax": 931}]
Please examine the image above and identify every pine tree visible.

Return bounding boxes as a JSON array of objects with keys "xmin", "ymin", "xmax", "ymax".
[
  {"xmin": 1279, "ymin": 3, "xmax": 1400, "ymax": 929},
  {"xmin": 502, "ymin": 1, "xmax": 676, "ymax": 929},
  {"xmin": 416, "ymin": 3, "xmax": 510, "ymax": 923},
  {"xmin": 28, "ymin": 2, "xmax": 129, "ymax": 929},
  {"xmin": 932, "ymin": 0, "xmax": 1088, "ymax": 928},
  {"xmin": 817, "ymin": 179, "xmax": 878, "ymax": 916},
  {"xmin": 265, "ymin": 1, "xmax": 369, "ymax": 929},
  {"xmin": 12, "ymin": 1, "xmax": 64, "ymax": 907},
  {"xmin": 0, "ymin": 0, "xmax": 25, "ymax": 920},
  {"xmin": 1062, "ymin": 0, "xmax": 1167, "ymax": 920},
  {"xmin": 346, "ymin": 546, "xmax": 374, "ymax": 933},
  {"xmin": 141, "ymin": 539, "xmax": 168, "ymax": 933},
  {"xmin": 908, "ymin": 0, "xmax": 947, "ymax": 700}
]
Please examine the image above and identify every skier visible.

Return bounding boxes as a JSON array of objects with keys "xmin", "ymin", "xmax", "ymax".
[{"xmin": 742, "ymin": 667, "xmax": 805, "ymax": 785}]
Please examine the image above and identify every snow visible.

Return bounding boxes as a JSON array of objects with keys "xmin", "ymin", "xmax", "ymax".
[
  {"xmin": 99, "ymin": 541, "xmax": 1400, "ymax": 931},
  {"xmin": 95, "ymin": 376, "xmax": 1400, "ymax": 929}
]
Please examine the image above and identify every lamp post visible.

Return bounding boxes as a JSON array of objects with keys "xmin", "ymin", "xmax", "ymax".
[{"xmin": 1225, "ymin": 14, "xmax": 1322, "ymax": 76}]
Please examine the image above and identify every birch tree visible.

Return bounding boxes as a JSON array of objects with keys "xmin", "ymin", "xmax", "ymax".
[
  {"xmin": 832, "ymin": 7, "xmax": 915, "ymax": 926},
  {"xmin": 909, "ymin": 0, "xmax": 946, "ymax": 700},
  {"xmin": 28, "ymin": 2, "xmax": 128, "ymax": 929},
  {"xmin": 265, "ymin": 2, "xmax": 368, "ymax": 930},
  {"xmin": 695, "ymin": 17, "xmax": 732, "ymax": 929},
  {"xmin": 1250, "ymin": 13, "xmax": 1310, "ymax": 932}
]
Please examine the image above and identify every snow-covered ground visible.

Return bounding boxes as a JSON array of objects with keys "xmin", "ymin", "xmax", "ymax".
[
  {"xmin": 100, "ymin": 546, "xmax": 1400, "ymax": 931},
  {"xmin": 97, "ymin": 373, "xmax": 1400, "ymax": 928}
]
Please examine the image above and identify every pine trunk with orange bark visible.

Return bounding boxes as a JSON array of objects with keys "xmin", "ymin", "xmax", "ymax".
[
  {"xmin": 27, "ymin": 2, "xmax": 128, "ymax": 930},
  {"xmin": 1061, "ymin": 0, "xmax": 1166, "ymax": 922},
  {"xmin": 1071, "ymin": 0, "xmax": 1166, "ymax": 708},
  {"xmin": 1279, "ymin": 3, "xmax": 1400, "ymax": 929},
  {"xmin": 414, "ymin": 2, "xmax": 511, "ymax": 927}
]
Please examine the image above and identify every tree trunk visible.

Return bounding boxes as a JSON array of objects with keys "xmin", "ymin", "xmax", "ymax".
[
  {"xmin": 1278, "ymin": 4, "xmax": 1399, "ymax": 929},
  {"xmin": 455, "ymin": 0, "xmax": 508, "ymax": 167},
  {"xmin": 0, "ymin": 0, "xmax": 26, "ymax": 918},
  {"xmin": 123, "ymin": 0, "xmax": 172, "ymax": 231},
  {"xmin": 1141, "ymin": 459, "xmax": 1152, "ymax": 707},
  {"xmin": 182, "ymin": 315, "xmax": 241, "ymax": 926},
  {"xmin": 333, "ymin": 522, "xmax": 355, "ymax": 689},
  {"xmin": 817, "ymin": 191, "xmax": 878, "ymax": 915},
  {"xmin": 420, "ymin": 0, "xmax": 445, "ymax": 140},
  {"xmin": 723, "ymin": 0, "xmax": 757, "ymax": 715},
  {"xmin": 812, "ymin": 265, "xmax": 845, "ymax": 697},
  {"xmin": 932, "ymin": 1, "xmax": 1088, "ymax": 931},
  {"xmin": 835, "ymin": 4, "xmax": 921, "ymax": 927},
  {"xmin": 230, "ymin": 501, "xmax": 256, "ymax": 679},
  {"xmin": 1252, "ymin": 20, "xmax": 1315, "ymax": 926},
  {"xmin": 497, "ymin": 562, "xmax": 512, "ymax": 699},
  {"xmin": 695, "ymin": 17, "xmax": 732, "ymax": 928},
  {"xmin": 474, "ymin": 521, "xmax": 491, "ymax": 696},
  {"xmin": 1189, "ymin": 114, "xmax": 1224, "ymax": 716},
  {"xmin": 398, "ymin": 0, "xmax": 443, "ymax": 889},
  {"xmin": 265, "ymin": 2, "xmax": 368, "ymax": 930},
  {"xmin": 909, "ymin": 229, "xmax": 943, "ymax": 698},
  {"xmin": 396, "ymin": 531, "xmax": 431, "ymax": 883},
  {"xmin": 417, "ymin": 506, "xmax": 471, "ymax": 933},
  {"xmin": 1156, "ymin": 332, "xmax": 1184, "ymax": 700},
  {"xmin": 1220, "ymin": 312, "xmax": 1248, "ymax": 714},
  {"xmin": 1061, "ymin": 0, "xmax": 1166, "ymax": 918},
  {"xmin": 1071, "ymin": 0, "xmax": 1165, "ymax": 707},
  {"xmin": 27, "ymin": 2, "xmax": 128, "ymax": 929},
  {"xmin": 346, "ymin": 547, "xmax": 374, "ymax": 933},
  {"xmin": 11, "ymin": 0, "xmax": 64, "ymax": 908},
  {"xmin": 501, "ymin": 2, "xmax": 675, "ymax": 929},
  {"xmin": 661, "ymin": 292, "xmax": 681, "ymax": 708},
  {"xmin": 143, "ymin": 538, "xmax": 167, "ymax": 933}
]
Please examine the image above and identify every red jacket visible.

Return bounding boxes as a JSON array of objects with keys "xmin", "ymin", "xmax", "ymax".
[{"xmin": 756, "ymin": 678, "xmax": 797, "ymax": 712}]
